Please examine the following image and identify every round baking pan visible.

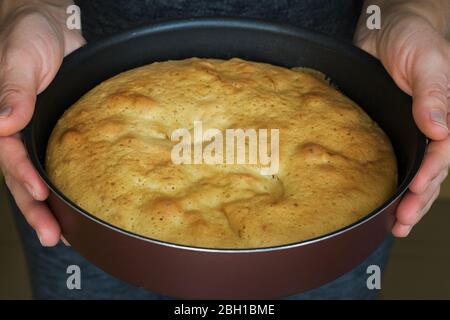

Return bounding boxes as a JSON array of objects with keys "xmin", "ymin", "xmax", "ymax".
[{"xmin": 23, "ymin": 18, "xmax": 426, "ymax": 299}]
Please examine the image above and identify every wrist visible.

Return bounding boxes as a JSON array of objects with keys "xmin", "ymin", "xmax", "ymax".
[
  {"xmin": 0, "ymin": 1, "xmax": 84, "ymax": 55},
  {"xmin": 355, "ymin": 1, "xmax": 448, "ymax": 57},
  {"xmin": 0, "ymin": 1, "xmax": 72, "ymax": 21},
  {"xmin": 364, "ymin": 0, "xmax": 450, "ymax": 35}
]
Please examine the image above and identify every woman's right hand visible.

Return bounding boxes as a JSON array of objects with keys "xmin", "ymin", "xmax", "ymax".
[{"xmin": 0, "ymin": 2, "xmax": 85, "ymax": 246}]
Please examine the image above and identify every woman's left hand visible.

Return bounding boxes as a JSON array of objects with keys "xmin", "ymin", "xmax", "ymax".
[{"xmin": 354, "ymin": 5, "xmax": 450, "ymax": 237}]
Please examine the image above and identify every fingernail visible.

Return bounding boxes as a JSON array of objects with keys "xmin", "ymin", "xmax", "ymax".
[
  {"xmin": 430, "ymin": 110, "xmax": 448, "ymax": 130},
  {"xmin": 0, "ymin": 105, "xmax": 12, "ymax": 118},
  {"xmin": 24, "ymin": 183, "xmax": 37, "ymax": 199},
  {"xmin": 402, "ymin": 225, "xmax": 413, "ymax": 237},
  {"xmin": 36, "ymin": 232, "xmax": 49, "ymax": 247},
  {"xmin": 395, "ymin": 223, "xmax": 413, "ymax": 237},
  {"xmin": 61, "ymin": 236, "xmax": 71, "ymax": 246}
]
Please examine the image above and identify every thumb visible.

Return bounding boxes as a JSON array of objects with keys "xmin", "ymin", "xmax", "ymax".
[
  {"xmin": 411, "ymin": 53, "xmax": 449, "ymax": 141},
  {"xmin": 0, "ymin": 63, "xmax": 38, "ymax": 136}
]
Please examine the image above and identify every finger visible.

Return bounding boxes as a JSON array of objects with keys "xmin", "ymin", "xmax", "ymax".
[
  {"xmin": 420, "ymin": 186, "xmax": 441, "ymax": 218},
  {"xmin": 0, "ymin": 55, "xmax": 38, "ymax": 136},
  {"xmin": 409, "ymin": 137, "xmax": 450, "ymax": 194},
  {"xmin": 61, "ymin": 236, "xmax": 71, "ymax": 246},
  {"xmin": 4, "ymin": 173, "xmax": 60, "ymax": 246},
  {"xmin": 411, "ymin": 51, "xmax": 449, "ymax": 141},
  {"xmin": 0, "ymin": 11, "xmax": 68, "ymax": 136},
  {"xmin": 392, "ymin": 186, "xmax": 441, "ymax": 238},
  {"xmin": 0, "ymin": 134, "xmax": 48, "ymax": 201},
  {"xmin": 392, "ymin": 223, "xmax": 412, "ymax": 238},
  {"xmin": 395, "ymin": 170, "xmax": 447, "ymax": 227}
]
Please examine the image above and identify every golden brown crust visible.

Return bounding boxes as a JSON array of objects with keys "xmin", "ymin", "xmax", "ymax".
[{"xmin": 46, "ymin": 58, "xmax": 397, "ymax": 248}]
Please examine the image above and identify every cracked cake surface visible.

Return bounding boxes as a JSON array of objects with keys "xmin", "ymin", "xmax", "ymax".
[{"xmin": 46, "ymin": 58, "xmax": 397, "ymax": 248}]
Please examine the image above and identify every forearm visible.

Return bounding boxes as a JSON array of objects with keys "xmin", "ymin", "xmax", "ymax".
[{"xmin": 361, "ymin": 0, "xmax": 450, "ymax": 35}]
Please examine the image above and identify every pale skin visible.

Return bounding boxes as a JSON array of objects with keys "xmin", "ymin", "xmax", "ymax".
[{"xmin": 0, "ymin": 0, "xmax": 448, "ymax": 246}]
